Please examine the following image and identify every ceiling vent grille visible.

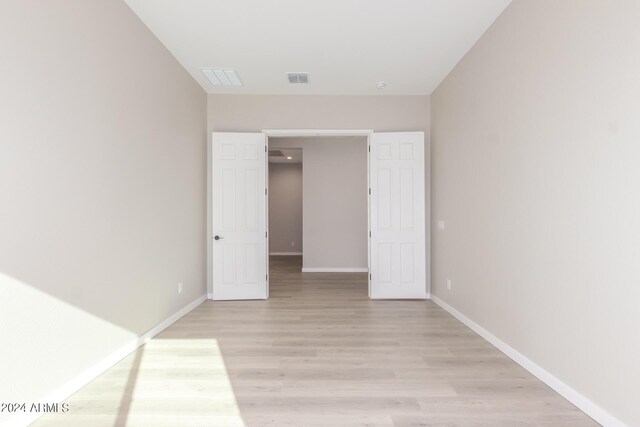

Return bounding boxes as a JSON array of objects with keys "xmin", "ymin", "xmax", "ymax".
[
  {"xmin": 287, "ymin": 72, "xmax": 309, "ymax": 84},
  {"xmin": 268, "ymin": 150, "xmax": 285, "ymax": 157},
  {"xmin": 201, "ymin": 69, "xmax": 242, "ymax": 86}
]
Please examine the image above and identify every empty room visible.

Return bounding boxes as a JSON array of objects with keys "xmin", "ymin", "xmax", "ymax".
[{"xmin": 1, "ymin": 1, "xmax": 638, "ymax": 426}]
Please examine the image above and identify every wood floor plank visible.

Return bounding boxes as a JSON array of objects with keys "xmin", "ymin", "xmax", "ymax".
[{"xmin": 34, "ymin": 256, "xmax": 597, "ymax": 426}]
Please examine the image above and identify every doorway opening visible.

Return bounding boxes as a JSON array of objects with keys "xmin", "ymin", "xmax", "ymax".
[
  {"xmin": 267, "ymin": 136, "xmax": 369, "ymax": 295},
  {"xmin": 209, "ymin": 130, "xmax": 427, "ymax": 301}
]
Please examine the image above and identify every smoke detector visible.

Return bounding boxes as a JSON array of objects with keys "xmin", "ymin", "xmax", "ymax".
[{"xmin": 287, "ymin": 72, "xmax": 309, "ymax": 84}]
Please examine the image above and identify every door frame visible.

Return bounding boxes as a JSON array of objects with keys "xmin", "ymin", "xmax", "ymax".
[
  {"xmin": 263, "ymin": 129, "xmax": 373, "ymax": 297},
  {"xmin": 209, "ymin": 129, "xmax": 429, "ymax": 300}
]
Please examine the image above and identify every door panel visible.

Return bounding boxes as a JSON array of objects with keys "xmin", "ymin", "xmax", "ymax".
[
  {"xmin": 212, "ymin": 132, "xmax": 267, "ymax": 300},
  {"xmin": 370, "ymin": 132, "xmax": 426, "ymax": 299}
]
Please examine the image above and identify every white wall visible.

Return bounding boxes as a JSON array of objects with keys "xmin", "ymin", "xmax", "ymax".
[
  {"xmin": 0, "ymin": 1, "xmax": 207, "ymax": 424},
  {"xmin": 269, "ymin": 163, "xmax": 303, "ymax": 254},
  {"xmin": 431, "ymin": 1, "xmax": 640, "ymax": 425},
  {"xmin": 207, "ymin": 95, "xmax": 430, "ymax": 291},
  {"xmin": 270, "ymin": 137, "xmax": 368, "ymax": 270}
]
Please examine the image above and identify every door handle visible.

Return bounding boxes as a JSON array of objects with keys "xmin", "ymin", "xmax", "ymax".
[{"xmin": 214, "ymin": 235, "xmax": 224, "ymax": 240}]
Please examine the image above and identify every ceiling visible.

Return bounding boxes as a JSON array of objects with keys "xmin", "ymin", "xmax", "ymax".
[
  {"xmin": 269, "ymin": 148, "xmax": 302, "ymax": 163},
  {"xmin": 124, "ymin": 0, "xmax": 511, "ymax": 95}
]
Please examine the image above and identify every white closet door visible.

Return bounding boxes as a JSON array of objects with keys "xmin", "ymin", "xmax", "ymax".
[
  {"xmin": 212, "ymin": 132, "xmax": 267, "ymax": 300},
  {"xmin": 370, "ymin": 132, "xmax": 426, "ymax": 299}
]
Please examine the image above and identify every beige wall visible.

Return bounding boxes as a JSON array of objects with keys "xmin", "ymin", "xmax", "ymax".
[
  {"xmin": 271, "ymin": 137, "xmax": 368, "ymax": 269},
  {"xmin": 268, "ymin": 163, "xmax": 303, "ymax": 253},
  {"xmin": 207, "ymin": 95, "xmax": 430, "ymax": 132},
  {"xmin": 302, "ymin": 137, "xmax": 368, "ymax": 270},
  {"xmin": 431, "ymin": 0, "xmax": 640, "ymax": 425},
  {"xmin": 207, "ymin": 95, "xmax": 430, "ymax": 289},
  {"xmin": 0, "ymin": 0, "xmax": 207, "ymax": 422}
]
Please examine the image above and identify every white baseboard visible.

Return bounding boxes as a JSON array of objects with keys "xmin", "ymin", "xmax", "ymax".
[
  {"xmin": 430, "ymin": 295, "xmax": 627, "ymax": 427},
  {"xmin": 6, "ymin": 294, "xmax": 207, "ymax": 427},
  {"xmin": 302, "ymin": 267, "xmax": 368, "ymax": 273},
  {"xmin": 208, "ymin": 292, "xmax": 214, "ymax": 299},
  {"xmin": 269, "ymin": 252, "xmax": 302, "ymax": 256}
]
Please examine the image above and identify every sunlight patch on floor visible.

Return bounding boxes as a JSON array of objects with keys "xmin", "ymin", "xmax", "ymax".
[{"xmin": 34, "ymin": 339, "xmax": 245, "ymax": 427}]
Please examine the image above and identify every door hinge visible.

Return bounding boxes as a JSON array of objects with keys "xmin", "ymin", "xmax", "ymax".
[
  {"xmin": 368, "ymin": 188, "xmax": 371, "ymax": 195},
  {"xmin": 265, "ymin": 231, "xmax": 268, "ymax": 238},
  {"xmin": 265, "ymin": 146, "xmax": 267, "ymax": 152},
  {"xmin": 369, "ymin": 230, "xmax": 371, "ymax": 238},
  {"xmin": 369, "ymin": 273, "xmax": 372, "ymax": 280},
  {"xmin": 368, "ymin": 146, "xmax": 371, "ymax": 153},
  {"xmin": 265, "ymin": 188, "xmax": 268, "ymax": 195},
  {"xmin": 266, "ymin": 274, "xmax": 268, "ymax": 281}
]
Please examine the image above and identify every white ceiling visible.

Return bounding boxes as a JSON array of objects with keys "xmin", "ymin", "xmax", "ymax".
[
  {"xmin": 269, "ymin": 148, "xmax": 302, "ymax": 163},
  {"xmin": 124, "ymin": 0, "xmax": 511, "ymax": 95}
]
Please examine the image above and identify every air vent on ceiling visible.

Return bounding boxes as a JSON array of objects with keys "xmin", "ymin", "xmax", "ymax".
[
  {"xmin": 287, "ymin": 72, "xmax": 309, "ymax": 84},
  {"xmin": 268, "ymin": 150, "xmax": 285, "ymax": 157},
  {"xmin": 201, "ymin": 69, "xmax": 242, "ymax": 86}
]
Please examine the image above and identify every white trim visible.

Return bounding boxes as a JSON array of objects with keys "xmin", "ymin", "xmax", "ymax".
[
  {"xmin": 4, "ymin": 294, "xmax": 208, "ymax": 427},
  {"xmin": 367, "ymin": 133, "xmax": 371, "ymax": 298},
  {"xmin": 302, "ymin": 267, "xmax": 369, "ymax": 273},
  {"xmin": 430, "ymin": 295, "xmax": 627, "ymax": 427},
  {"xmin": 208, "ymin": 292, "xmax": 214, "ymax": 299},
  {"xmin": 265, "ymin": 135, "xmax": 270, "ymax": 300},
  {"xmin": 269, "ymin": 252, "xmax": 303, "ymax": 256},
  {"xmin": 263, "ymin": 129, "xmax": 373, "ymax": 137}
]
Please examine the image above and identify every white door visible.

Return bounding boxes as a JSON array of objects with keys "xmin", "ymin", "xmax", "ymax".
[
  {"xmin": 370, "ymin": 132, "xmax": 426, "ymax": 299},
  {"xmin": 212, "ymin": 132, "xmax": 267, "ymax": 300}
]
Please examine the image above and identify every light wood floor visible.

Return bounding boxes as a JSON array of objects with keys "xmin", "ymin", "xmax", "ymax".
[{"xmin": 35, "ymin": 256, "xmax": 597, "ymax": 426}]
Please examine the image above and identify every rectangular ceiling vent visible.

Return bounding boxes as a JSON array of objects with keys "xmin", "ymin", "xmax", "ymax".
[
  {"xmin": 268, "ymin": 150, "xmax": 284, "ymax": 157},
  {"xmin": 287, "ymin": 72, "xmax": 309, "ymax": 84},
  {"xmin": 201, "ymin": 69, "xmax": 242, "ymax": 86}
]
